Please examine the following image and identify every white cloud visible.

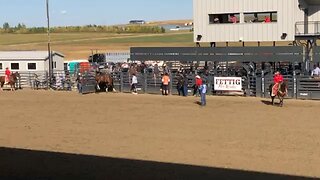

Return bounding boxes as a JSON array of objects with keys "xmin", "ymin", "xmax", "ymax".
[{"xmin": 60, "ymin": 10, "xmax": 67, "ymax": 15}]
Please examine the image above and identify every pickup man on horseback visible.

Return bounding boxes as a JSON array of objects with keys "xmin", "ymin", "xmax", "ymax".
[
  {"xmin": 5, "ymin": 67, "xmax": 11, "ymax": 85},
  {"xmin": 272, "ymin": 71, "xmax": 283, "ymax": 96}
]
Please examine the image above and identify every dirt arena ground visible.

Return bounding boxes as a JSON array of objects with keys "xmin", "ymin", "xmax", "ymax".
[{"xmin": 0, "ymin": 90, "xmax": 319, "ymax": 179}]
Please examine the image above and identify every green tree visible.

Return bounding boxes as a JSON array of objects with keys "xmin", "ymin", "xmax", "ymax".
[{"xmin": 3, "ymin": 22, "xmax": 10, "ymax": 30}]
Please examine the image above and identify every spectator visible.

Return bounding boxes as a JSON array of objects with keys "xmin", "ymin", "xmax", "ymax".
[
  {"xmin": 76, "ymin": 73, "xmax": 82, "ymax": 93},
  {"xmin": 264, "ymin": 16, "xmax": 271, "ymax": 23},
  {"xmin": 65, "ymin": 73, "xmax": 72, "ymax": 91},
  {"xmin": 176, "ymin": 74, "xmax": 184, "ymax": 96},
  {"xmin": 162, "ymin": 72, "xmax": 170, "ymax": 96},
  {"xmin": 199, "ymin": 80, "xmax": 207, "ymax": 106},
  {"xmin": 154, "ymin": 63, "xmax": 159, "ymax": 77},
  {"xmin": 214, "ymin": 17, "xmax": 220, "ymax": 23},
  {"xmin": 183, "ymin": 74, "xmax": 189, "ymax": 96},
  {"xmin": 163, "ymin": 64, "xmax": 170, "ymax": 74},
  {"xmin": 312, "ymin": 65, "xmax": 320, "ymax": 78},
  {"xmin": 131, "ymin": 73, "xmax": 138, "ymax": 94},
  {"xmin": 34, "ymin": 74, "xmax": 40, "ymax": 89},
  {"xmin": 229, "ymin": 14, "xmax": 238, "ymax": 23},
  {"xmin": 252, "ymin": 13, "xmax": 258, "ymax": 22}
]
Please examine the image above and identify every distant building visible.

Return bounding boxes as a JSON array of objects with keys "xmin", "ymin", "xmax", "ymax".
[
  {"xmin": 89, "ymin": 52, "xmax": 130, "ymax": 63},
  {"xmin": 129, "ymin": 20, "xmax": 146, "ymax": 24},
  {"xmin": 0, "ymin": 51, "xmax": 64, "ymax": 72},
  {"xmin": 193, "ymin": 0, "xmax": 320, "ymax": 43},
  {"xmin": 106, "ymin": 52, "xmax": 130, "ymax": 63}
]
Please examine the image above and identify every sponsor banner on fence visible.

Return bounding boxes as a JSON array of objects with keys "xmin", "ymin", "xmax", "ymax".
[{"xmin": 214, "ymin": 77, "xmax": 242, "ymax": 91}]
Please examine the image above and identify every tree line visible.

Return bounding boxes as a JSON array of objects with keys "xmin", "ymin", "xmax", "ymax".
[{"xmin": 0, "ymin": 22, "xmax": 166, "ymax": 34}]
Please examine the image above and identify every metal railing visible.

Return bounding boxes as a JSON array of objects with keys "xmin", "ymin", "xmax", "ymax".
[{"xmin": 295, "ymin": 21, "xmax": 320, "ymax": 36}]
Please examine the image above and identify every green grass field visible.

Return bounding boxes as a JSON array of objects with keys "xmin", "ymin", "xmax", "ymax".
[
  {"xmin": 59, "ymin": 32, "xmax": 194, "ymax": 45},
  {"xmin": 0, "ymin": 33, "xmax": 139, "ymax": 45},
  {"xmin": 0, "ymin": 32, "xmax": 194, "ymax": 59},
  {"xmin": 0, "ymin": 31, "xmax": 293, "ymax": 60}
]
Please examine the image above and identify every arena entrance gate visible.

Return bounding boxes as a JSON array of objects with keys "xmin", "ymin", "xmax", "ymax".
[{"xmin": 80, "ymin": 71, "xmax": 96, "ymax": 94}]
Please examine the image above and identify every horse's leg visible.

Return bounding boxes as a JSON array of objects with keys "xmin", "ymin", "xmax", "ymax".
[
  {"xmin": 279, "ymin": 96, "xmax": 284, "ymax": 107},
  {"xmin": 105, "ymin": 84, "xmax": 109, "ymax": 93}
]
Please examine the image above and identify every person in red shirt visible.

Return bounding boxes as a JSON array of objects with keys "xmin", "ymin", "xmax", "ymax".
[
  {"xmin": 193, "ymin": 75, "xmax": 202, "ymax": 96},
  {"xmin": 264, "ymin": 16, "xmax": 271, "ymax": 23},
  {"xmin": 5, "ymin": 67, "xmax": 11, "ymax": 84},
  {"xmin": 272, "ymin": 71, "xmax": 283, "ymax": 96},
  {"xmin": 229, "ymin": 14, "xmax": 238, "ymax": 24}
]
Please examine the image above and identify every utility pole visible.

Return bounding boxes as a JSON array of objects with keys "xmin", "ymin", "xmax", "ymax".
[{"xmin": 46, "ymin": 0, "xmax": 53, "ymax": 83}]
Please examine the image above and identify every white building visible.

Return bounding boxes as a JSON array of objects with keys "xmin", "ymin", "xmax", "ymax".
[
  {"xmin": 193, "ymin": 0, "xmax": 320, "ymax": 43},
  {"xmin": 0, "ymin": 51, "xmax": 64, "ymax": 72},
  {"xmin": 105, "ymin": 52, "xmax": 130, "ymax": 63}
]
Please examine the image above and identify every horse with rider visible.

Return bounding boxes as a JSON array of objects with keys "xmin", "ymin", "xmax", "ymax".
[
  {"xmin": 0, "ymin": 67, "xmax": 20, "ymax": 91},
  {"xmin": 270, "ymin": 71, "xmax": 287, "ymax": 106}
]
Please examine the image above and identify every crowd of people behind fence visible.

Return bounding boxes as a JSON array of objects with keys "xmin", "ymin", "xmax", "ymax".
[{"xmin": 45, "ymin": 61, "xmax": 208, "ymax": 98}]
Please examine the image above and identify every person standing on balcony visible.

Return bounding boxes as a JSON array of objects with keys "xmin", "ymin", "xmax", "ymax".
[
  {"xmin": 229, "ymin": 14, "xmax": 237, "ymax": 24},
  {"xmin": 264, "ymin": 16, "xmax": 271, "ymax": 23}
]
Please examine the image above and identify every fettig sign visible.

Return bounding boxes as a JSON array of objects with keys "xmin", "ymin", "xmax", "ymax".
[{"xmin": 214, "ymin": 77, "xmax": 242, "ymax": 91}]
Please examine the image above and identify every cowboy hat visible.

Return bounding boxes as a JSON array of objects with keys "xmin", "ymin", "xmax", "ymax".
[{"xmin": 196, "ymin": 75, "xmax": 200, "ymax": 79}]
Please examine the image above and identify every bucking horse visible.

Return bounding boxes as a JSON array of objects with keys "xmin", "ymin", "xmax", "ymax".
[{"xmin": 95, "ymin": 72, "xmax": 115, "ymax": 92}]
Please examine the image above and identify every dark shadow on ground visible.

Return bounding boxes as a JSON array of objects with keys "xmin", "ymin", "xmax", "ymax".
[
  {"xmin": 261, "ymin": 100, "xmax": 273, "ymax": 105},
  {"xmin": 194, "ymin": 101, "xmax": 202, "ymax": 106},
  {"xmin": 261, "ymin": 100, "xmax": 281, "ymax": 106},
  {"xmin": 0, "ymin": 147, "xmax": 317, "ymax": 180}
]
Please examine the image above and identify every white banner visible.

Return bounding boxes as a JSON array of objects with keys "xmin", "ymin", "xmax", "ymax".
[{"xmin": 214, "ymin": 77, "xmax": 242, "ymax": 91}]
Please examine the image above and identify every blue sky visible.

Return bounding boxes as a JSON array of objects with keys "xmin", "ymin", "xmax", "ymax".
[{"xmin": 0, "ymin": 0, "xmax": 192, "ymax": 27}]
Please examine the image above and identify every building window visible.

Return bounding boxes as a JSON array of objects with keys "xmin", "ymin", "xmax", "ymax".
[
  {"xmin": 28, "ymin": 63, "xmax": 37, "ymax": 70},
  {"xmin": 11, "ymin": 63, "xmax": 19, "ymax": 70},
  {"xmin": 54, "ymin": 62, "xmax": 57, "ymax": 69},
  {"xmin": 209, "ymin": 13, "xmax": 240, "ymax": 24},
  {"xmin": 244, "ymin": 12, "xmax": 277, "ymax": 23},
  {"xmin": 0, "ymin": 63, "xmax": 2, "ymax": 70}
]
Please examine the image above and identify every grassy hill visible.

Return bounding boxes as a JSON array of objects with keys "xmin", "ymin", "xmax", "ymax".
[
  {"xmin": 0, "ymin": 32, "xmax": 194, "ymax": 60},
  {"xmin": 0, "ymin": 19, "xmax": 196, "ymax": 60}
]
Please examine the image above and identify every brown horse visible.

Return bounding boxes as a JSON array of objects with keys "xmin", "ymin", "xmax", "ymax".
[
  {"xmin": 269, "ymin": 82, "xmax": 288, "ymax": 107},
  {"xmin": 95, "ymin": 73, "xmax": 114, "ymax": 92},
  {"xmin": 0, "ymin": 72, "xmax": 20, "ymax": 91}
]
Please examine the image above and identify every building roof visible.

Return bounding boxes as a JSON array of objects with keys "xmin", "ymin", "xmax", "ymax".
[
  {"xmin": 304, "ymin": 0, "xmax": 320, "ymax": 5},
  {"xmin": 0, "ymin": 51, "xmax": 64, "ymax": 60}
]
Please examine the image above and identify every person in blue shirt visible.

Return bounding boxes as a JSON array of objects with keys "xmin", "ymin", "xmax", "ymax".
[{"xmin": 199, "ymin": 80, "xmax": 207, "ymax": 106}]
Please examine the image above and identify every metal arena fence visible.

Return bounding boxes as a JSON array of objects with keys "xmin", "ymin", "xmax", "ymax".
[{"xmin": 2, "ymin": 70, "xmax": 320, "ymax": 100}]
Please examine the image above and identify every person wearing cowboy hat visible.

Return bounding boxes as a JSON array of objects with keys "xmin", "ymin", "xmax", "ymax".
[
  {"xmin": 193, "ymin": 75, "xmax": 202, "ymax": 97},
  {"xmin": 5, "ymin": 67, "xmax": 11, "ymax": 85}
]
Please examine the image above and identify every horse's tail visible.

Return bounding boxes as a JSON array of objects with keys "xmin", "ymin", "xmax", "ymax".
[{"xmin": 269, "ymin": 83, "xmax": 274, "ymax": 96}]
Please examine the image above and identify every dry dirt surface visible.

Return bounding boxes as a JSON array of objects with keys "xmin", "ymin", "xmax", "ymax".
[{"xmin": 0, "ymin": 90, "xmax": 319, "ymax": 179}]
